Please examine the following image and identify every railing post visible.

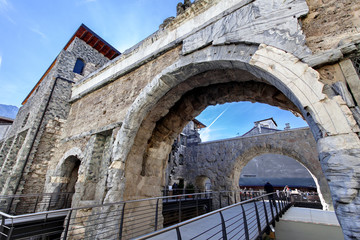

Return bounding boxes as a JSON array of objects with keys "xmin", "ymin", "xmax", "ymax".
[
  {"xmin": 6, "ymin": 197, "xmax": 13, "ymax": 214},
  {"xmin": 0, "ymin": 215, "xmax": 5, "ymax": 240},
  {"xmin": 219, "ymin": 211, "xmax": 228, "ymax": 240},
  {"xmin": 273, "ymin": 194, "xmax": 280, "ymax": 221},
  {"xmin": 119, "ymin": 203, "xmax": 126, "ymax": 240},
  {"xmin": 196, "ymin": 194, "xmax": 199, "ymax": 216},
  {"xmin": 6, "ymin": 227, "xmax": 14, "ymax": 240},
  {"xmin": 227, "ymin": 194, "xmax": 230, "ymax": 206},
  {"xmin": 176, "ymin": 226, "xmax": 182, "ymax": 240},
  {"xmin": 253, "ymin": 201, "xmax": 262, "ymax": 238},
  {"xmin": 33, "ymin": 195, "xmax": 40, "ymax": 213},
  {"xmin": 154, "ymin": 199, "xmax": 160, "ymax": 231},
  {"xmin": 46, "ymin": 194, "xmax": 53, "ymax": 211},
  {"xmin": 240, "ymin": 205, "xmax": 249, "ymax": 240},
  {"xmin": 178, "ymin": 198, "xmax": 182, "ymax": 223},
  {"xmin": 219, "ymin": 193, "xmax": 222, "ymax": 209},
  {"xmin": 63, "ymin": 210, "xmax": 73, "ymax": 240},
  {"xmin": 269, "ymin": 195, "xmax": 275, "ymax": 227},
  {"xmin": 277, "ymin": 198, "xmax": 282, "ymax": 217},
  {"xmin": 262, "ymin": 197, "xmax": 270, "ymax": 234}
]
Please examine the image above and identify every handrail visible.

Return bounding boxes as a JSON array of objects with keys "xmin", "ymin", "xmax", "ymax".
[
  {"xmin": 0, "ymin": 190, "xmax": 289, "ymax": 240},
  {"xmin": 0, "ymin": 191, "xmax": 215, "ymax": 219},
  {"xmin": 0, "ymin": 192, "xmax": 74, "ymax": 198},
  {"xmin": 136, "ymin": 193, "xmax": 280, "ymax": 239},
  {"xmin": 0, "ymin": 192, "xmax": 74, "ymax": 215}
]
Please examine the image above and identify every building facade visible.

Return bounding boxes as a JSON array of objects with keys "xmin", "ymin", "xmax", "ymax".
[{"xmin": 0, "ymin": 0, "xmax": 360, "ymax": 238}]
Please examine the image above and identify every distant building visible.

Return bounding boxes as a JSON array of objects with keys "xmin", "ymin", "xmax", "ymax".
[
  {"xmin": 0, "ymin": 117, "xmax": 14, "ymax": 140},
  {"xmin": 242, "ymin": 118, "xmax": 281, "ymax": 137},
  {"xmin": 165, "ymin": 119, "xmax": 206, "ymax": 187}
]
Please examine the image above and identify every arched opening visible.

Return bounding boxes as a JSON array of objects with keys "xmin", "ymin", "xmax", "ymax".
[
  {"xmin": 122, "ymin": 76, "xmax": 304, "ymax": 200},
  {"xmin": 195, "ymin": 176, "xmax": 211, "ymax": 192},
  {"xmin": 64, "ymin": 157, "xmax": 81, "ymax": 193},
  {"xmin": 239, "ymin": 154, "xmax": 320, "ymax": 206},
  {"xmin": 110, "ymin": 45, "xmax": 359, "ymax": 236},
  {"xmin": 57, "ymin": 155, "xmax": 81, "ymax": 194}
]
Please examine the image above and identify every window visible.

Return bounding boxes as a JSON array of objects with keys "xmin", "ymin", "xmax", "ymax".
[
  {"xmin": 22, "ymin": 113, "xmax": 30, "ymax": 128},
  {"xmin": 352, "ymin": 57, "xmax": 360, "ymax": 78},
  {"xmin": 180, "ymin": 134, "xmax": 186, "ymax": 146},
  {"xmin": 179, "ymin": 154, "xmax": 184, "ymax": 165},
  {"xmin": 73, "ymin": 58, "xmax": 85, "ymax": 75}
]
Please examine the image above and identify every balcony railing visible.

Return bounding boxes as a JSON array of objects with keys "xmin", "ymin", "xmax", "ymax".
[{"xmin": 0, "ymin": 191, "xmax": 290, "ymax": 239}]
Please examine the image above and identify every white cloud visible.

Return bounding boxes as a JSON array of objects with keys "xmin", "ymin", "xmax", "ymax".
[
  {"xmin": 0, "ymin": 0, "xmax": 15, "ymax": 24},
  {"xmin": 0, "ymin": 0, "xmax": 9, "ymax": 10},
  {"xmin": 30, "ymin": 28, "xmax": 47, "ymax": 39}
]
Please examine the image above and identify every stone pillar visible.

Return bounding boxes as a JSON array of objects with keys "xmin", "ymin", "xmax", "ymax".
[{"xmin": 318, "ymin": 133, "xmax": 360, "ymax": 240}]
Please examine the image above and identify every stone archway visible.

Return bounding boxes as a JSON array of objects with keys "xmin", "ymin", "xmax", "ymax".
[
  {"xmin": 233, "ymin": 147, "xmax": 332, "ymax": 210},
  {"xmin": 108, "ymin": 44, "xmax": 360, "ymax": 238},
  {"xmin": 195, "ymin": 175, "xmax": 212, "ymax": 192},
  {"xmin": 44, "ymin": 147, "xmax": 84, "ymax": 195}
]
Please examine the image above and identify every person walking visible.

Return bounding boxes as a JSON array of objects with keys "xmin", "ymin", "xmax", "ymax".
[{"xmin": 264, "ymin": 182, "xmax": 275, "ymax": 206}]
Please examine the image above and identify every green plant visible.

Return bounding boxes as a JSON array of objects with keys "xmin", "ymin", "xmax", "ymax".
[{"xmin": 185, "ymin": 183, "xmax": 195, "ymax": 194}]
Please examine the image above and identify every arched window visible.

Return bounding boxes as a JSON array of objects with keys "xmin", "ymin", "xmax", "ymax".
[{"xmin": 73, "ymin": 58, "xmax": 85, "ymax": 75}]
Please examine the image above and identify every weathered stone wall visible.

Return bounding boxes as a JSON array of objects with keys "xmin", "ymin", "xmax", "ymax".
[
  {"xmin": 0, "ymin": 37, "xmax": 111, "ymax": 196},
  {"xmin": 179, "ymin": 127, "xmax": 333, "ymax": 210},
  {"xmin": 40, "ymin": 0, "xmax": 360, "ymax": 237},
  {"xmin": 64, "ymin": 45, "xmax": 182, "ymax": 138},
  {"xmin": 1, "ymin": 0, "xmax": 360, "ymax": 238},
  {"xmin": 302, "ymin": 0, "xmax": 360, "ymax": 53}
]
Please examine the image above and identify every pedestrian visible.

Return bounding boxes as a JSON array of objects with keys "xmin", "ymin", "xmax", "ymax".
[
  {"xmin": 264, "ymin": 182, "xmax": 275, "ymax": 206},
  {"xmin": 283, "ymin": 185, "xmax": 291, "ymax": 201},
  {"xmin": 172, "ymin": 182, "xmax": 178, "ymax": 195}
]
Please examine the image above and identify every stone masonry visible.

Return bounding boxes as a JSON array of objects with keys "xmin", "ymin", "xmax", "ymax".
[
  {"xmin": 177, "ymin": 127, "xmax": 333, "ymax": 211},
  {"xmin": 0, "ymin": 0, "xmax": 360, "ymax": 239}
]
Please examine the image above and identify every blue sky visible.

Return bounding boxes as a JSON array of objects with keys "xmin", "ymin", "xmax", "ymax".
[
  {"xmin": 0, "ymin": 0, "xmax": 307, "ymax": 141},
  {"xmin": 0, "ymin": 0, "xmax": 179, "ymax": 107},
  {"xmin": 197, "ymin": 102, "xmax": 307, "ymax": 141}
]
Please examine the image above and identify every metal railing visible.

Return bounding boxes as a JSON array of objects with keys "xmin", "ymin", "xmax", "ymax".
[
  {"xmin": 0, "ymin": 191, "xmax": 289, "ymax": 240},
  {"xmin": 0, "ymin": 192, "xmax": 74, "ymax": 215},
  {"xmin": 137, "ymin": 192, "xmax": 290, "ymax": 240}
]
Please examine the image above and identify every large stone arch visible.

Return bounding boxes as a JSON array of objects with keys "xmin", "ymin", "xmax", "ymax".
[{"xmin": 108, "ymin": 44, "xmax": 360, "ymax": 238}]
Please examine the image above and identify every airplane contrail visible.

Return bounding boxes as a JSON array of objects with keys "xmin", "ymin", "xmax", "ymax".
[{"xmin": 205, "ymin": 106, "xmax": 229, "ymax": 130}]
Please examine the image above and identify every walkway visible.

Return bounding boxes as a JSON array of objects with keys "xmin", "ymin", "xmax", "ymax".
[{"xmin": 138, "ymin": 197, "xmax": 290, "ymax": 240}]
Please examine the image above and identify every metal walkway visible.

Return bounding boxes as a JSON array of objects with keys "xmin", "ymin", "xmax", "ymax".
[
  {"xmin": 139, "ymin": 196, "xmax": 289, "ymax": 240},
  {"xmin": 0, "ymin": 191, "xmax": 290, "ymax": 239}
]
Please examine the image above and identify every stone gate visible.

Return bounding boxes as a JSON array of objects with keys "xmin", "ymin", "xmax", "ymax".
[
  {"xmin": 174, "ymin": 127, "xmax": 333, "ymax": 210},
  {"xmin": 1, "ymin": 0, "xmax": 360, "ymax": 239}
]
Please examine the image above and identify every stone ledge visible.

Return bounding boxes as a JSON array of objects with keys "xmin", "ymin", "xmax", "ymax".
[
  {"xmin": 303, "ymin": 34, "xmax": 360, "ymax": 68},
  {"xmin": 61, "ymin": 121, "xmax": 122, "ymax": 143}
]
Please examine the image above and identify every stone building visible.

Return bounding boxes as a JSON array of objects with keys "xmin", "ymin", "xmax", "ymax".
[
  {"xmin": 0, "ymin": 116, "xmax": 14, "ymax": 140},
  {"xmin": 242, "ymin": 117, "xmax": 281, "ymax": 136},
  {"xmin": 0, "ymin": 0, "xmax": 360, "ymax": 238},
  {"xmin": 0, "ymin": 24, "xmax": 120, "ymax": 196},
  {"xmin": 165, "ymin": 119, "xmax": 205, "ymax": 188}
]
